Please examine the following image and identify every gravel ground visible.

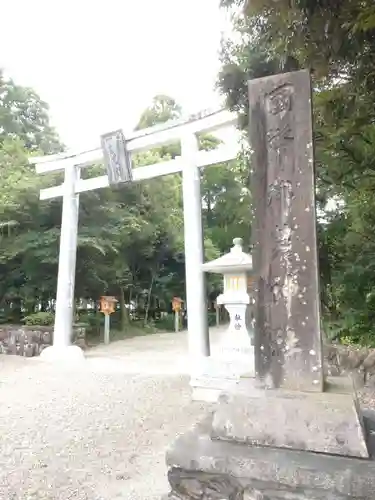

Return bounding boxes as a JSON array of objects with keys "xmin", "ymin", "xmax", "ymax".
[{"xmin": 0, "ymin": 331, "xmax": 217, "ymax": 500}]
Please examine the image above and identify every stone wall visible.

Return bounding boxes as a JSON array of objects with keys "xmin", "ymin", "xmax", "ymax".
[
  {"xmin": 0, "ymin": 324, "xmax": 87, "ymax": 357},
  {"xmin": 325, "ymin": 344, "xmax": 375, "ymax": 386}
]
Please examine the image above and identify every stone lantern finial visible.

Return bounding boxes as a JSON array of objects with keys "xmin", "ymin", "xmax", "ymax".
[{"xmin": 231, "ymin": 238, "xmax": 243, "ymax": 253}]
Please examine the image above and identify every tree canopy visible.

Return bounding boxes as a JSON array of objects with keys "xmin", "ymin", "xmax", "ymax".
[
  {"xmin": 0, "ymin": 79, "xmax": 248, "ymax": 332},
  {"xmin": 0, "ymin": 70, "xmax": 61, "ymax": 154}
]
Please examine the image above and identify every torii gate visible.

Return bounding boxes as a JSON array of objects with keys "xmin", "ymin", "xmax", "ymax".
[{"xmin": 29, "ymin": 109, "xmax": 238, "ymax": 363}]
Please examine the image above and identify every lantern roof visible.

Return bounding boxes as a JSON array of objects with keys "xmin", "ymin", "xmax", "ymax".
[
  {"xmin": 202, "ymin": 238, "xmax": 253, "ymax": 274},
  {"xmin": 101, "ymin": 295, "xmax": 118, "ymax": 302}
]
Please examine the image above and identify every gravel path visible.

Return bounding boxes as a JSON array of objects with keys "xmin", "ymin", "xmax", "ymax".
[
  {"xmin": 0, "ymin": 330, "xmax": 221, "ymax": 500},
  {"xmin": 2, "ymin": 328, "xmax": 375, "ymax": 499}
]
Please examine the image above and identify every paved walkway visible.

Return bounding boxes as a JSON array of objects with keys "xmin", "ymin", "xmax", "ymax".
[{"xmin": 0, "ymin": 328, "xmax": 224, "ymax": 500}]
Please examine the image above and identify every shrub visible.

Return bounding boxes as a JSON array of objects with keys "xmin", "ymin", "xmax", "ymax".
[
  {"xmin": 0, "ymin": 309, "xmax": 7, "ymax": 325},
  {"xmin": 24, "ymin": 311, "xmax": 55, "ymax": 326},
  {"xmin": 156, "ymin": 314, "xmax": 176, "ymax": 332},
  {"xmin": 77, "ymin": 311, "xmax": 102, "ymax": 336}
]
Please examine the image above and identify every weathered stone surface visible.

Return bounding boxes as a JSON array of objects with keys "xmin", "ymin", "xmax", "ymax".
[
  {"xmin": 325, "ymin": 344, "xmax": 375, "ymax": 386},
  {"xmin": 167, "ymin": 468, "xmax": 243, "ymax": 499},
  {"xmin": 0, "ymin": 324, "xmax": 87, "ymax": 357},
  {"xmin": 249, "ymin": 70, "xmax": 323, "ymax": 392},
  {"xmin": 73, "ymin": 323, "xmax": 88, "ymax": 350},
  {"xmin": 166, "ymin": 415, "xmax": 375, "ymax": 500},
  {"xmin": 211, "ymin": 389, "xmax": 368, "ymax": 458}
]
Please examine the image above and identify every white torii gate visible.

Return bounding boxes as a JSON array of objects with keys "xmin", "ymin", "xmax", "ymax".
[{"xmin": 29, "ymin": 109, "xmax": 238, "ymax": 363}]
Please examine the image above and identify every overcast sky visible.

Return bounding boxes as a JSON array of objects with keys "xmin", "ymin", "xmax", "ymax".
[{"xmin": 1, "ymin": 0, "xmax": 232, "ymax": 150}]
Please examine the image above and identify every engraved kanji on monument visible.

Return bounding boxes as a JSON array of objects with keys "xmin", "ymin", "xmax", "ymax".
[{"xmin": 249, "ymin": 69, "xmax": 323, "ymax": 392}]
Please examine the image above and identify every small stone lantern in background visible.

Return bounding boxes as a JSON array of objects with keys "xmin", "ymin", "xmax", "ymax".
[{"xmin": 192, "ymin": 238, "xmax": 255, "ymax": 401}]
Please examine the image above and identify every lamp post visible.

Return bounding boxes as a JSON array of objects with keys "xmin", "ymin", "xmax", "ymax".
[
  {"xmin": 172, "ymin": 297, "xmax": 183, "ymax": 333},
  {"xmin": 100, "ymin": 296, "xmax": 118, "ymax": 345}
]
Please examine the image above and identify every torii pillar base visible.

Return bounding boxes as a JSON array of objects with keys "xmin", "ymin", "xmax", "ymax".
[{"xmin": 40, "ymin": 345, "xmax": 85, "ymax": 364}]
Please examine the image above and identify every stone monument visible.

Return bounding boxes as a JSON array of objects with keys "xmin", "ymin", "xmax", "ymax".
[
  {"xmin": 163, "ymin": 70, "xmax": 375, "ymax": 499},
  {"xmin": 191, "ymin": 238, "xmax": 255, "ymax": 402}
]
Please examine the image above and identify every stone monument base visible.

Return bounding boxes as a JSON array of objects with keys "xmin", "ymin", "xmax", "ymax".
[{"xmin": 165, "ymin": 379, "xmax": 374, "ymax": 499}]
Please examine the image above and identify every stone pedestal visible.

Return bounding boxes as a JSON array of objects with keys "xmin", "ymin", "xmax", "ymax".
[
  {"xmin": 165, "ymin": 380, "xmax": 374, "ymax": 500},
  {"xmin": 190, "ymin": 357, "xmax": 254, "ymax": 403},
  {"xmin": 190, "ymin": 338, "xmax": 255, "ymax": 402},
  {"xmin": 190, "ymin": 299, "xmax": 255, "ymax": 402}
]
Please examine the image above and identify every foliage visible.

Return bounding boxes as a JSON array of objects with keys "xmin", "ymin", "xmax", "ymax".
[
  {"xmin": 24, "ymin": 311, "xmax": 55, "ymax": 326},
  {"xmin": 77, "ymin": 311, "xmax": 103, "ymax": 336},
  {"xmin": 156, "ymin": 314, "xmax": 177, "ymax": 332},
  {"xmin": 136, "ymin": 94, "xmax": 182, "ymax": 130},
  {"xmin": 0, "ymin": 70, "xmax": 61, "ymax": 153}
]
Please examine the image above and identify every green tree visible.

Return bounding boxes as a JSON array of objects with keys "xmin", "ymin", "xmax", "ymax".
[
  {"xmin": 136, "ymin": 95, "xmax": 182, "ymax": 129},
  {"xmin": 0, "ymin": 69, "xmax": 61, "ymax": 153}
]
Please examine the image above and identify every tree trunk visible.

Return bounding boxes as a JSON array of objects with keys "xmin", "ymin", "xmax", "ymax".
[
  {"xmin": 144, "ymin": 273, "xmax": 156, "ymax": 326},
  {"xmin": 128, "ymin": 287, "xmax": 134, "ymax": 321},
  {"xmin": 12, "ymin": 297, "xmax": 22, "ymax": 323},
  {"xmin": 120, "ymin": 286, "xmax": 129, "ymax": 332}
]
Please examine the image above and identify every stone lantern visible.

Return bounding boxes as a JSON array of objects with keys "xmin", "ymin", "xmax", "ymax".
[{"xmin": 192, "ymin": 238, "xmax": 255, "ymax": 401}]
